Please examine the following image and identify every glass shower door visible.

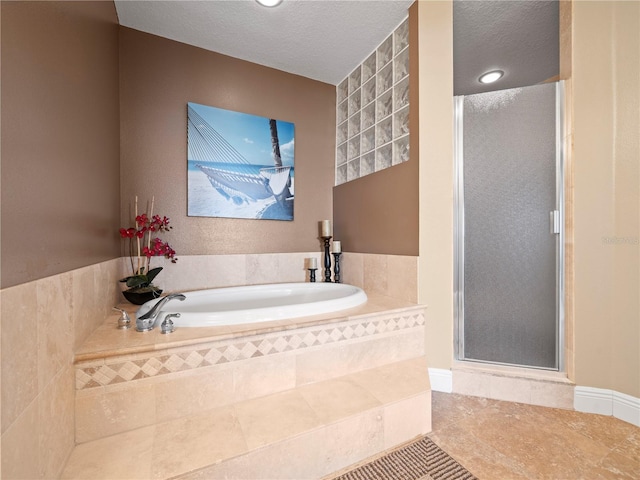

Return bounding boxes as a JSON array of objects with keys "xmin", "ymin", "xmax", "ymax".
[{"xmin": 455, "ymin": 82, "xmax": 564, "ymax": 370}]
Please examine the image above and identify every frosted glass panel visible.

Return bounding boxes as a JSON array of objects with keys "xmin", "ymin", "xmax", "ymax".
[{"xmin": 461, "ymin": 83, "xmax": 558, "ymax": 369}]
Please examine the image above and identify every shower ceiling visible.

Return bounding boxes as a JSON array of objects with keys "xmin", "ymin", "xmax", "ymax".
[
  {"xmin": 454, "ymin": 0, "xmax": 559, "ymax": 95},
  {"xmin": 114, "ymin": 0, "xmax": 559, "ymax": 90}
]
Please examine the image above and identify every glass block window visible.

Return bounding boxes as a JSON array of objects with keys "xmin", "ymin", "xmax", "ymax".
[{"xmin": 336, "ymin": 17, "xmax": 409, "ymax": 185}]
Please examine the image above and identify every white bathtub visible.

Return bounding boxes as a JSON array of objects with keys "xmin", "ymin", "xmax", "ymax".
[{"xmin": 136, "ymin": 282, "xmax": 368, "ymax": 327}]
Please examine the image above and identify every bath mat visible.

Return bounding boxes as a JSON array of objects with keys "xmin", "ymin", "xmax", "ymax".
[{"xmin": 330, "ymin": 436, "xmax": 477, "ymax": 480}]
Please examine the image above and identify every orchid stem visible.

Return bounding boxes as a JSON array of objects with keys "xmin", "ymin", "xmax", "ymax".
[
  {"xmin": 135, "ymin": 195, "xmax": 141, "ymax": 275},
  {"xmin": 147, "ymin": 196, "xmax": 155, "ymax": 274}
]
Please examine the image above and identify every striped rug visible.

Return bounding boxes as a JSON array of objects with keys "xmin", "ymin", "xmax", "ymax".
[{"xmin": 331, "ymin": 436, "xmax": 477, "ymax": 480}]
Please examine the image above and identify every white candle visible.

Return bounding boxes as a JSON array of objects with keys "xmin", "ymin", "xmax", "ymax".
[
  {"xmin": 332, "ymin": 241, "xmax": 341, "ymax": 253},
  {"xmin": 308, "ymin": 257, "xmax": 317, "ymax": 269},
  {"xmin": 320, "ymin": 220, "xmax": 331, "ymax": 237}
]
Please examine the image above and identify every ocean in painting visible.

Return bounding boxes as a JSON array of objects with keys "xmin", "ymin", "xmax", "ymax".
[{"xmin": 188, "ymin": 161, "xmax": 295, "ymax": 220}]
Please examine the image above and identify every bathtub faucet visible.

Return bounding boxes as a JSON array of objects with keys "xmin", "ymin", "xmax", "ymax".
[{"xmin": 136, "ymin": 293, "xmax": 186, "ymax": 332}]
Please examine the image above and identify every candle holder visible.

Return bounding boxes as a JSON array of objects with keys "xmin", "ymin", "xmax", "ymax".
[
  {"xmin": 322, "ymin": 236, "xmax": 332, "ymax": 282},
  {"xmin": 308, "ymin": 268, "xmax": 317, "ymax": 282},
  {"xmin": 332, "ymin": 252, "xmax": 342, "ymax": 283}
]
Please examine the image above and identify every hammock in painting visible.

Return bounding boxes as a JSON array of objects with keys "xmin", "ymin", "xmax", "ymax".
[{"xmin": 188, "ymin": 105, "xmax": 293, "ymax": 205}]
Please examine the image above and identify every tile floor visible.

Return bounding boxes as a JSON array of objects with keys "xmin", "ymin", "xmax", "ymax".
[{"xmin": 428, "ymin": 392, "xmax": 639, "ymax": 479}]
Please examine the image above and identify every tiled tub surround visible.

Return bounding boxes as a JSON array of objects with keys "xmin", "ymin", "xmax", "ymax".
[
  {"xmin": 67, "ymin": 295, "xmax": 430, "ymax": 479},
  {"xmin": 1, "ymin": 258, "xmax": 122, "ymax": 480},
  {"xmin": 0, "ymin": 252, "xmax": 418, "ymax": 478},
  {"xmin": 138, "ymin": 252, "xmax": 418, "ymax": 304}
]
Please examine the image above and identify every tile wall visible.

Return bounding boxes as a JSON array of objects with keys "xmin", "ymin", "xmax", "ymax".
[
  {"xmin": 74, "ymin": 306, "xmax": 427, "ymax": 443},
  {"xmin": 145, "ymin": 252, "xmax": 419, "ymax": 304},
  {"xmin": 1, "ymin": 258, "xmax": 121, "ymax": 479},
  {"xmin": 0, "ymin": 251, "xmax": 419, "ymax": 477},
  {"xmin": 452, "ymin": 363, "xmax": 575, "ymax": 410}
]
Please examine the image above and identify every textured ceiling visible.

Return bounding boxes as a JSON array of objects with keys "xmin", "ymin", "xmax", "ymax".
[
  {"xmin": 454, "ymin": 0, "xmax": 559, "ymax": 95},
  {"xmin": 114, "ymin": 0, "xmax": 414, "ymax": 86},
  {"xmin": 114, "ymin": 0, "xmax": 559, "ymax": 92}
]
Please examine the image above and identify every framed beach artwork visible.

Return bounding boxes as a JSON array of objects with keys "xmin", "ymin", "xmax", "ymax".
[{"xmin": 187, "ymin": 102, "xmax": 295, "ymax": 220}]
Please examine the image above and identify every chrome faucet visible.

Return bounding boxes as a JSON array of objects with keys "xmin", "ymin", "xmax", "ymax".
[{"xmin": 136, "ymin": 293, "xmax": 186, "ymax": 332}]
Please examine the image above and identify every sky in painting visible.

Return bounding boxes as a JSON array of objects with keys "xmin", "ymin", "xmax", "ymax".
[{"xmin": 188, "ymin": 102, "xmax": 295, "ymax": 167}]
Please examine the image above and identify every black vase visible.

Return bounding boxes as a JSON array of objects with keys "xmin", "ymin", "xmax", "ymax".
[{"xmin": 122, "ymin": 288, "xmax": 163, "ymax": 305}]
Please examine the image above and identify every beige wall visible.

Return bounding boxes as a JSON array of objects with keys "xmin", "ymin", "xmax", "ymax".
[
  {"xmin": 417, "ymin": 0, "xmax": 455, "ymax": 370},
  {"xmin": 119, "ymin": 28, "xmax": 335, "ymax": 258},
  {"xmin": 333, "ymin": 3, "xmax": 419, "ymax": 256},
  {"xmin": 415, "ymin": 0, "xmax": 640, "ymax": 402},
  {"xmin": 572, "ymin": 1, "xmax": 640, "ymax": 398},
  {"xmin": 1, "ymin": 1, "xmax": 121, "ymax": 289}
]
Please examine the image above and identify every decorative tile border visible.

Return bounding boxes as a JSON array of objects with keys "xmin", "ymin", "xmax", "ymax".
[{"xmin": 76, "ymin": 309, "xmax": 425, "ymax": 390}]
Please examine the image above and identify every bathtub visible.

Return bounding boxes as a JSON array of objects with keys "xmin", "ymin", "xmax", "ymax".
[{"xmin": 136, "ymin": 282, "xmax": 368, "ymax": 327}]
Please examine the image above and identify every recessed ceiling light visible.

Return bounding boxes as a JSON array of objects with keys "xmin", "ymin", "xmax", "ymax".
[
  {"xmin": 256, "ymin": 0, "xmax": 283, "ymax": 7},
  {"xmin": 479, "ymin": 70, "xmax": 504, "ymax": 84}
]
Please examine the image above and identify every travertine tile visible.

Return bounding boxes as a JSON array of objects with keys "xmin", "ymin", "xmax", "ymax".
[
  {"xmin": 179, "ymin": 421, "xmax": 328, "ymax": 480},
  {"xmin": 299, "ymin": 377, "xmax": 381, "ymax": 424},
  {"xmin": 321, "ymin": 407, "xmax": 386, "ymax": 475},
  {"xmin": 428, "ymin": 421, "xmax": 533, "ymax": 479},
  {"xmin": 529, "ymin": 379, "xmax": 574, "ymax": 409},
  {"xmin": 234, "ymin": 389, "xmax": 321, "ymax": 450},
  {"xmin": 1, "ymin": 398, "xmax": 41, "ymax": 480},
  {"xmin": 296, "ymin": 329, "xmax": 424, "ymax": 385},
  {"xmin": 155, "ymin": 366, "xmax": 234, "ymax": 423},
  {"xmin": 61, "ymin": 426, "xmax": 155, "ymax": 480},
  {"xmin": 1, "ymin": 282, "xmax": 39, "ymax": 433},
  {"xmin": 38, "ymin": 366, "xmax": 75, "ymax": 479},
  {"xmin": 205, "ymin": 254, "xmax": 247, "ymax": 288},
  {"xmin": 488, "ymin": 374, "xmax": 532, "ymax": 403},
  {"xmin": 613, "ymin": 430, "xmax": 640, "ymax": 463},
  {"xmin": 341, "ymin": 252, "xmax": 364, "ymax": 288},
  {"xmin": 245, "ymin": 254, "xmax": 280, "ymax": 285},
  {"xmin": 97, "ymin": 258, "xmax": 122, "ymax": 317},
  {"xmin": 160, "ymin": 255, "xmax": 211, "ymax": 292},
  {"xmin": 429, "ymin": 392, "xmax": 640, "ymax": 479},
  {"xmin": 233, "ymin": 353, "xmax": 296, "ymax": 402},
  {"xmin": 386, "ymin": 255, "xmax": 418, "ymax": 302},
  {"xmin": 363, "ymin": 254, "xmax": 388, "ymax": 295},
  {"xmin": 452, "ymin": 369, "xmax": 491, "ymax": 398},
  {"xmin": 151, "ymin": 405, "xmax": 247, "ymax": 479},
  {"xmin": 350, "ymin": 357, "xmax": 430, "ymax": 404},
  {"xmin": 72, "ymin": 264, "xmax": 100, "ymax": 350},
  {"xmin": 277, "ymin": 252, "xmax": 314, "ymax": 283},
  {"xmin": 430, "ymin": 392, "xmax": 496, "ymax": 431},
  {"xmin": 383, "ymin": 392, "xmax": 431, "ymax": 449},
  {"xmin": 37, "ymin": 272, "xmax": 74, "ymax": 392},
  {"xmin": 179, "ymin": 407, "xmax": 386, "ymax": 480},
  {"xmin": 596, "ymin": 450, "xmax": 640, "ymax": 479},
  {"xmin": 76, "ymin": 382, "xmax": 156, "ymax": 443}
]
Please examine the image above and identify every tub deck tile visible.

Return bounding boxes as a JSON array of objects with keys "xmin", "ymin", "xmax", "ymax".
[{"xmin": 61, "ymin": 357, "xmax": 432, "ymax": 480}]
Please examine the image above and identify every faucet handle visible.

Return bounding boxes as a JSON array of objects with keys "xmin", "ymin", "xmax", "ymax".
[
  {"xmin": 112, "ymin": 307, "xmax": 131, "ymax": 330},
  {"xmin": 161, "ymin": 313, "xmax": 180, "ymax": 334}
]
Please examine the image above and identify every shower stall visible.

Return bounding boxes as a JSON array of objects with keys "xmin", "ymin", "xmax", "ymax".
[{"xmin": 454, "ymin": 82, "xmax": 564, "ymax": 371}]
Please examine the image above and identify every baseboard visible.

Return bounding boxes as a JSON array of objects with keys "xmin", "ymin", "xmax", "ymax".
[
  {"xmin": 574, "ymin": 386, "xmax": 640, "ymax": 427},
  {"xmin": 613, "ymin": 391, "xmax": 640, "ymax": 427},
  {"xmin": 428, "ymin": 368, "xmax": 453, "ymax": 393}
]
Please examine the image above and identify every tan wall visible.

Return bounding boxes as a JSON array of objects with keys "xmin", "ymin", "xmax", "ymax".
[
  {"xmin": 572, "ymin": 1, "xmax": 639, "ymax": 398},
  {"xmin": 119, "ymin": 28, "xmax": 335, "ymax": 258},
  {"xmin": 0, "ymin": 1, "xmax": 120, "ymax": 289},
  {"xmin": 417, "ymin": 0, "xmax": 455, "ymax": 369},
  {"xmin": 333, "ymin": 3, "xmax": 419, "ymax": 256}
]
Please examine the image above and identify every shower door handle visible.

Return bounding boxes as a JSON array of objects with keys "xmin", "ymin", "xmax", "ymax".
[{"xmin": 550, "ymin": 210, "xmax": 560, "ymax": 234}]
